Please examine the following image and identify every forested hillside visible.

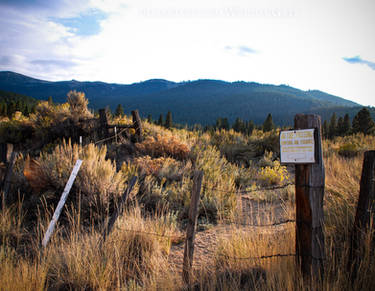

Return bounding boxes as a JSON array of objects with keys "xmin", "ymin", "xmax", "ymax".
[
  {"xmin": 0, "ymin": 89, "xmax": 38, "ymax": 117},
  {"xmin": 0, "ymin": 71, "xmax": 364, "ymax": 126}
]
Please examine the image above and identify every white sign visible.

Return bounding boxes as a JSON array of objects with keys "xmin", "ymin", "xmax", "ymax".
[{"xmin": 280, "ymin": 129, "xmax": 315, "ymax": 164}]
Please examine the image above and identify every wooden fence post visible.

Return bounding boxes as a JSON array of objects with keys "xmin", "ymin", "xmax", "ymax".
[
  {"xmin": 99, "ymin": 109, "xmax": 109, "ymax": 138},
  {"xmin": 1, "ymin": 148, "xmax": 16, "ymax": 208},
  {"xmin": 294, "ymin": 114, "xmax": 325, "ymax": 283},
  {"xmin": 183, "ymin": 170, "xmax": 203, "ymax": 286},
  {"xmin": 101, "ymin": 176, "xmax": 137, "ymax": 244},
  {"xmin": 131, "ymin": 110, "xmax": 143, "ymax": 142},
  {"xmin": 349, "ymin": 150, "xmax": 375, "ymax": 278},
  {"xmin": 0, "ymin": 143, "xmax": 13, "ymax": 165},
  {"xmin": 42, "ymin": 160, "xmax": 83, "ymax": 247}
]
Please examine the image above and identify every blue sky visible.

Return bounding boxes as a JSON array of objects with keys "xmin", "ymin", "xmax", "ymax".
[{"xmin": 0, "ymin": 0, "xmax": 374, "ymax": 106}]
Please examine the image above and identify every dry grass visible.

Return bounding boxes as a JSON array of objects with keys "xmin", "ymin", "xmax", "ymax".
[
  {"xmin": 1, "ymin": 122, "xmax": 374, "ymax": 290},
  {"xmin": 0, "ymin": 202, "xmax": 180, "ymax": 290}
]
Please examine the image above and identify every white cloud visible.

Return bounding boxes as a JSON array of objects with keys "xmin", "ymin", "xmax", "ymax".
[{"xmin": 0, "ymin": 0, "xmax": 375, "ymax": 105}]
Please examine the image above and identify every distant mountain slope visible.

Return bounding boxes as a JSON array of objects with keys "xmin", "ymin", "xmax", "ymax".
[
  {"xmin": 0, "ymin": 71, "xmax": 363, "ymax": 125},
  {"xmin": 0, "ymin": 71, "xmax": 179, "ymax": 108},
  {"xmin": 305, "ymin": 90, "xmax": 358, "ymax": 107}
]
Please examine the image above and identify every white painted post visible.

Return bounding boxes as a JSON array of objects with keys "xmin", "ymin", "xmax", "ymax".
[
  {"xmin": 79, "ymin": 136, "xmax": 82, "ymax": 146},
  {"xmin": 114, "ymin": 126, "xmax": 117, "ymax": 143},
  {"xmin": 42, "ymin": 159, "xmax": 83, "ymax": 247}
]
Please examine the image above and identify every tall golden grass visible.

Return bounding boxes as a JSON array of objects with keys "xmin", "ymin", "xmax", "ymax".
[{"xmin": 0, "ymin": 128, "xmax": 374, "ymax": 290}]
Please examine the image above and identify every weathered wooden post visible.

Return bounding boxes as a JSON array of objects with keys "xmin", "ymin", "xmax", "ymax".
[
  {"xmin": 101, "ymin": 176, "xmax": 137, "ymax": 244},
  {"xmin": 131, "ymin": 110, "xmax": 143, "ymax": 142},
  {"xmin": 349, "ymin": 151, "xmax": 375, "ymax": 278},
  {"xmin": 0, "ymin": 143, "xmax": 13, "ymax": 165},
  {"xmin": 1, "ymin": 144, "xmax": 15, "ymax": 208},
  {"xmin": 99, "ymin": 109, "xmax": 109, "ymax": 139},
  {"xmin": 183, "ymin": 170, "xmax": 203, "ymax": 286},
  {"xmin": 294, "ymin": 114, "xmax": 325, "ymax": 283}
]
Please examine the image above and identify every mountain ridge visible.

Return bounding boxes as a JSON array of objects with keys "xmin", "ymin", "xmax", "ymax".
[{"xmin": 0, "ymin": 71, "xmax": 363, "ymax": 125}]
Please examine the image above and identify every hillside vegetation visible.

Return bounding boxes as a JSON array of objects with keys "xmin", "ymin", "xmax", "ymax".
[{"xmin": 1, "ymin": 91, "xmax": 375, "ymax": 290}]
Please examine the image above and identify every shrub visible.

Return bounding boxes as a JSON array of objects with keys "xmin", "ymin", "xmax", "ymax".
[
  {"xmin": 30, "ymin": 101, "xmax": 70, "ymax": 128},
  {"xmin": 135, "ymin": 134, "xmax": 190, "ymax": 160},
  {"xmin": 66, "ymin": 90, "xmax": 92, "ymax": 122},
  {"xmin": 258, "ymin": 160, "xmax": 289, "ymax": 186},
  {"xmin": 338, "ymin": 143, "xmax": 361, "ymax": 158},
  {"xmin": 192, "ymin": 144, "xmax": 238, "ymax": 220},
  {"xmin": 133, "ymin": 155, "xmax": 191, "ymax": 182},
  {"xmin": 23, "ymin": 140, "xmax": 126, "ymax": 218}
]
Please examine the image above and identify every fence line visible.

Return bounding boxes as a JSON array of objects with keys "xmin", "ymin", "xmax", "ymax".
[
  {"xmin": 217, "ymin": 253, "xmax": 296, "ymax": 260},
  {"xmin": 222, "ymin": 218, "xmax": 296, "ymax": 227},
  {"xmin": 116, "ymin": 228, "xmax": 180, "ymax": 240},
  {"xmin": 203, "ymin": 182, "xmax": 294, "ymax": 196},
  {"xmin": 94, "ymin": 127, "xmax": 131, "ymax": 145},
  {"xmin": 104, "ymin": 229, "xmax": 297, "ymax": 262}
]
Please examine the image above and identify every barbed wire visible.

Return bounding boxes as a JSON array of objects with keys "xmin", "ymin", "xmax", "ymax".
[
  {"xmin": 203, "ymin": 182, "xmax": 294, "ymax": 195},
  {"xmin": 94, "ymin": 126, "xmax": 135, "ymax": 145},
  {"xmin": 222, "ymin": 218, "xmax": 296, "ymax": 227},
  {"xmin": 217, "ymin": 253, "xmax": 296, "ymax": 260},
  {"xmin": 113, "ymin": 227, "xmax": 181, "ymax": 240}
]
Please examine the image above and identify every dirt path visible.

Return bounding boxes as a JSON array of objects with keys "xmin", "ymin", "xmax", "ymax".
[{"xmin": 168, "ymin": 193, "xmax": 295, "ymax": 275}]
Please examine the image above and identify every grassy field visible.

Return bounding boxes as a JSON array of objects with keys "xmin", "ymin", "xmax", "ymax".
[{"xmin": 1, "ymin": 100, "xmax": 375, "ymax": 290}]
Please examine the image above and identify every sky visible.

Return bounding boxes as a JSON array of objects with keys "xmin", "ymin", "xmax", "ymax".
[{"xmin": 0, "ymin": 0, "xmax": 374, "ymax": 106}]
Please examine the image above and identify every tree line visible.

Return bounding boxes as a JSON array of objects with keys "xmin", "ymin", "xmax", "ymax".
[
  {"xmin": 210, "ymin": 108, "xmax": 375, "ymax": 138},
  {"xmin": 113, "ymin": 104, "xmax": 174, "ymax": 129},
  {"xmin": 0, "ymin": 90, "xmax": 38, "ymax": 117},
  {"xmin": 4, "ymin": 95, "xmax": 373, "ymax": 140},
  {"xmin": 323, "ymin": 108, "xmax": 375, "ymax": 138},
  {"xmin": 207, "ymin": 113, "xmax": 274, "ymax": 135}
]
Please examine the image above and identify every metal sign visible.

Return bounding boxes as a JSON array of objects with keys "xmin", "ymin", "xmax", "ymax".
[{"xmin": 280, "ymin": 129, "xmax": 315, "ymax": 164}]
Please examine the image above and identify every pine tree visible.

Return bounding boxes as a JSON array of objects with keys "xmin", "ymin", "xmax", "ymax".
[
  {"xmin": 343, "ymin": 113, "xmax": 351, "ymax": 135},
  {"xmin": 328, "ymin": 113, "xmax": 337, "ymax": 139},
  {"xmin": 165, "ymin": 111, "xmax": 173, "ymax": 128},
  {"xmin": 222, "ymin": 118, "xmax": 229, "ymax": 130},
  {"xmin": 337, "ymin": 116, "xmax": 344, "ymax": 136},
  {"xmin": 263, "ymin": 113, "xmax": 274, "ymax": 132},
  {"xmin": 115, "ymin": 104, "xmax": 124, "ymax": 117},
  {"xmin": 158, "ymin": 114, "xmax": 163, "ymax": 126},
  {"xmin": 0, "ymin": 102, "xmax": 6, "ymax": 116},
  {"xmin": 15, "ymin": 100, "xmax": 24, "ymax": 112},
  {"xmin": 322, "ymin": 120, "xmax": 329, "ymax": 139},
  {"xmin": 7, "ymin": 101, "xmax": 15, "ymax": 118},
  {"xmin": 352, "ymin": 107, "xmax": 375, "ymax": 135},
  {"xmin": 246, "ymin": 120, "xmax": 255, "ymax": 135},
  {"xmin": 24, "ymin": 104, "xmax": 31, "ymax": 116},
  {"xmin": 215, "ymin": 118, "xmax": 223, "ymax": 130},
  {"xmin": 233, "ymin": 117, "xmax": 245, "ymax": 132},
  {"xmin": 147, "ymin": 114, "xmax": 152, "ymax": 123}
]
